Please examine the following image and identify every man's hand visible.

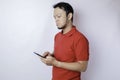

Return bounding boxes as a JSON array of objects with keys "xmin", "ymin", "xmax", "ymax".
[
  {"xmin": 42, "ymin": 51, "xmax": 50, "ymax": 58},
  {"xmin": 40, "ymin": 55, "xmax": 57, "ymax": 66}
]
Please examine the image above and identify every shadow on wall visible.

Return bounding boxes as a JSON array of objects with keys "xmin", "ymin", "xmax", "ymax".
[
  {"xmin": 110, "ymin": 0, "xmax": 120, "ymax": 39},
  {"xmin": 73, "ymin": 10, "xmax": 84, "ymax": 33},
  {"xmin": 110, "ymin": 0, "xmax": 120, "ymax": 25}
]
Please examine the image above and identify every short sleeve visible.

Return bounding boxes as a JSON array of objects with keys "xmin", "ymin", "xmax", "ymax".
[{"xmin": 74, "ymin": 36, "xmax": 89, "ymax": 61}]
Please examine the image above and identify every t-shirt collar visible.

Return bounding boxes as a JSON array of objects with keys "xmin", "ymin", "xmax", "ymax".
[{"xmin": 60, "ymin": 26, "xmax": 76, "ymax": 37}]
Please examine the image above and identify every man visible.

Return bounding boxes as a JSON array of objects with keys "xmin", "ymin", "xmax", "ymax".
[{"xmin": 40, "ymin": 2, "xmax": 89, "ymax": 80}]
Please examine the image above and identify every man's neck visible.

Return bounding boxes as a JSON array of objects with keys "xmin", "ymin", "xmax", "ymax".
[{"xmin": 62, "ymin": 22, "xmax": 73, "ymax": 34}]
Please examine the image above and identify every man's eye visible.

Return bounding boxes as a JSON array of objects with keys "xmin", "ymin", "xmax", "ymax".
[{"xmin": 57, "ymin": 16, "xmax": 61, "ymax": 18}]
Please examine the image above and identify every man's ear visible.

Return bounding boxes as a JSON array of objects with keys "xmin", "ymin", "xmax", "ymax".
[{"xmin": 68, "ymin": 13, "xmax": 73, "ymax": 21}]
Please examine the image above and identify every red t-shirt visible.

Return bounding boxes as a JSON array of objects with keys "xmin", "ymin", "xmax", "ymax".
[{"xmin": 52, "ymin": 26, "xmax": 89, "ymax": 80}]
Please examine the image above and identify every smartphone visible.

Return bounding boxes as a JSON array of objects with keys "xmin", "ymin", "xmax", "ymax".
[{"xmin": 33, "ymin": 52, "xmax": 46, "ymax": 58}]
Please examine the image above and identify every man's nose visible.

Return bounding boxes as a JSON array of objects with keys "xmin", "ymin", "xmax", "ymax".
[{"xmin": 55, "ymin": 19, "xmax": 59, "ymax": 23}]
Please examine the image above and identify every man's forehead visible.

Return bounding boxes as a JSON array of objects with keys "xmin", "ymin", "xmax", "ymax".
[
  {"xmin": 54, "ymin": 7, "xmax": 65, "ymax": 12},
  {"xmin": 54, "ymin": 7, "xmax": 66, "ymax": 14}
]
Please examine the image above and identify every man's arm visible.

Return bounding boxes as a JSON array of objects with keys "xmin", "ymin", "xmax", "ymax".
[
  {"xmin": 41, "ymin": 56, "xmax": 88, "ymax": 72},
  {"xmin": 53, "ymin": 59, "xmax": 88, "ymax": 72}
]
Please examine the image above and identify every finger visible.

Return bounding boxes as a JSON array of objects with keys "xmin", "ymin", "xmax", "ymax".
[
  {"xmin": 46, "ymin": 56, "xmax": 52, "ymax": 59},
  {"xmin": 40, "ymin": 57, "xmax": 47, "ymax": 63},
  {"xmin": 43, "ymin": 52, "xmax": 50, "ymax": 57}
]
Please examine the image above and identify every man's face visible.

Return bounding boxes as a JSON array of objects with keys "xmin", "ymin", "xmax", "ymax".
[{"xmin": 53, "ymin": 7, "xmax": 68, "ymax": 29}]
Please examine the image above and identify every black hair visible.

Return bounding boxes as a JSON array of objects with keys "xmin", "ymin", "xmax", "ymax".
[{"xmin": 53, "ymin": 2, "xmax": 74, "ymax": 22}]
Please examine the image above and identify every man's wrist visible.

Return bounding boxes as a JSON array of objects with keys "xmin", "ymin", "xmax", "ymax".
[
  {"xmin": 57, "ymin": 61, "xmax": 61, "ymax": 67},
  {"xmin": 53, "ymin": 60, "xmax": 61, "ymax": 67}
]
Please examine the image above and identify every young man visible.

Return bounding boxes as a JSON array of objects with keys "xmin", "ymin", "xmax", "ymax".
[{"xmin": 40, "ymin": 2, "xmax": 89, "ymax": 80}]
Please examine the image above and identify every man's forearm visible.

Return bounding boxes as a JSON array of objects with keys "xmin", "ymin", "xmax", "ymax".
[{"xmin": 53, "ymin": 60, "xmax": 88, "ymax": 72}]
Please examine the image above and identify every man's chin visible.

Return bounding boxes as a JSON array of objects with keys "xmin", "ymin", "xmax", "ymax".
[
  {"xmin": 57, "ymin": 27, "xmax": 63, "ymax": 29},
  {"xmin": 57, "ymin": 26, "xmax": 65, "ymax": 29}
]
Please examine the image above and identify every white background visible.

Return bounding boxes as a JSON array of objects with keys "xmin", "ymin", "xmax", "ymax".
[{"xmin": 0, "ymin": 0, "xmax": 120, "ymax": 80}]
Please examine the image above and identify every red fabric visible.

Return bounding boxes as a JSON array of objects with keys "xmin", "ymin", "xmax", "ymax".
[{"xmin": 52, "ymin": 26, "xmax": 89, "ymax": 80}]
